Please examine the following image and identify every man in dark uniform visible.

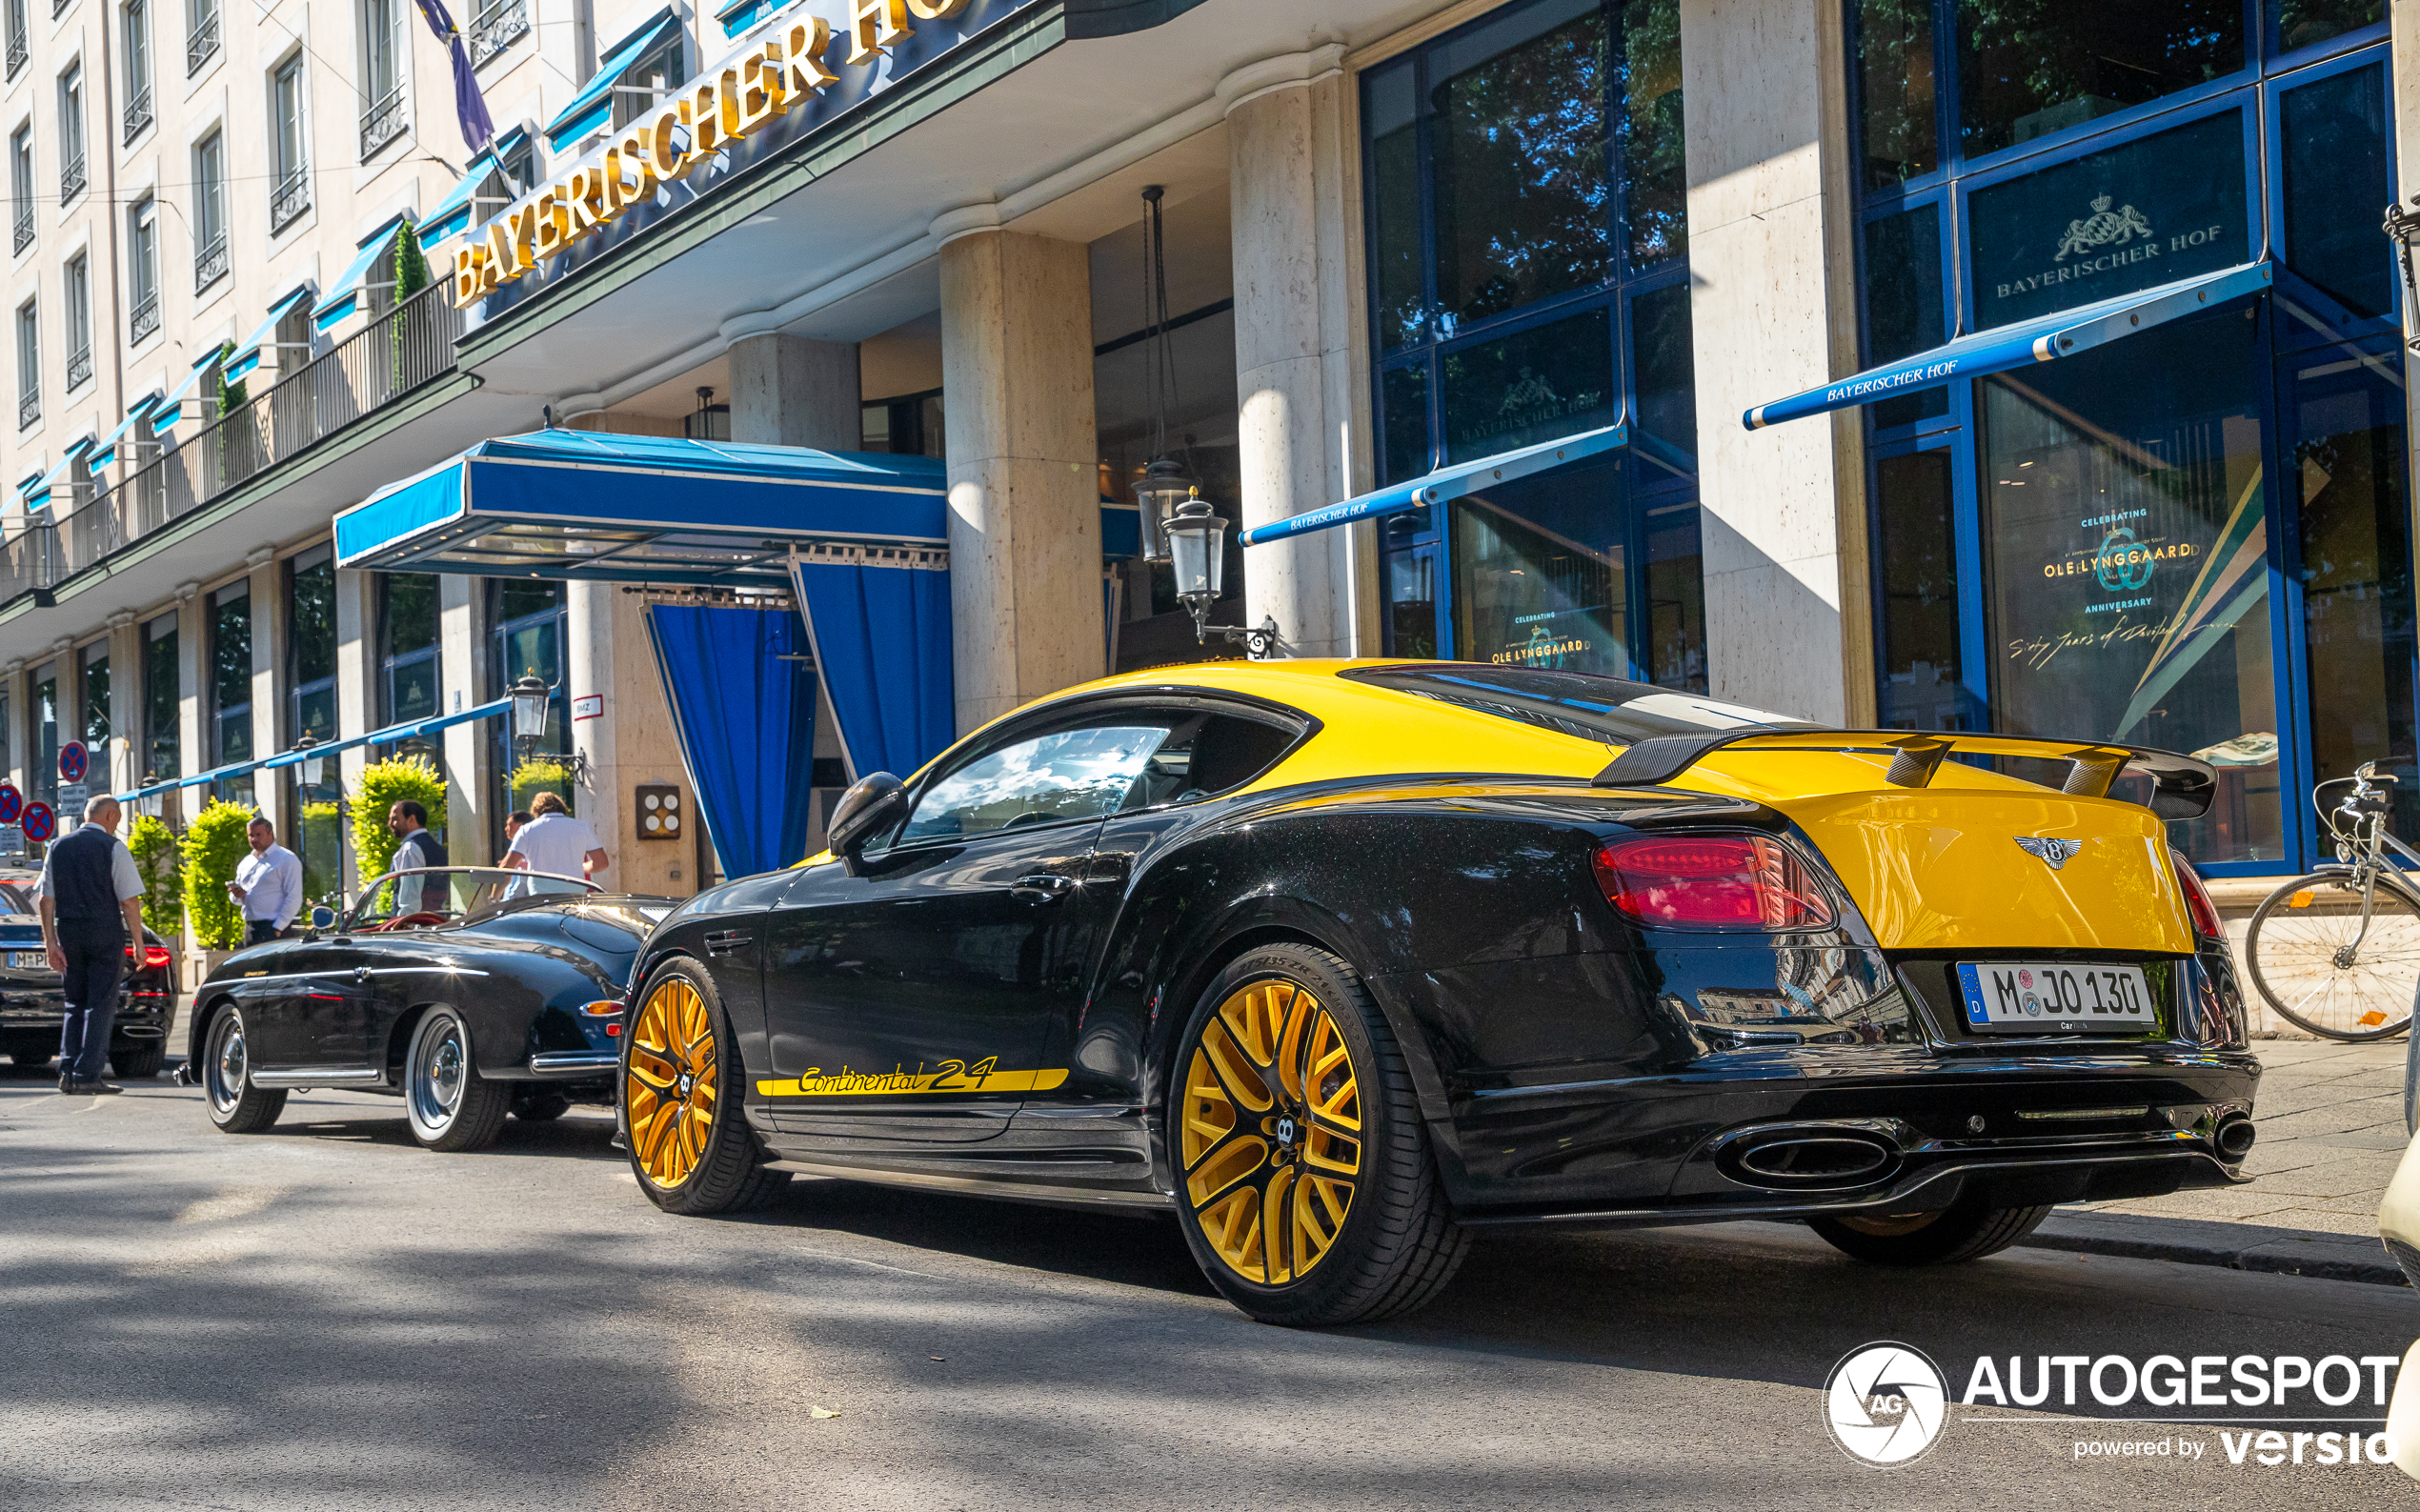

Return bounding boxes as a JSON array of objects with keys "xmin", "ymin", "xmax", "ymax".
[{"xmin": 37, "ymin": 796, "xmax": 148, "ymax": 1096}]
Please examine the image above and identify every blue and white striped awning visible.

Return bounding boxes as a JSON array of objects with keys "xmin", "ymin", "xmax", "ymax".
[
  {"xmin": 1239, "ymin": 422, "xmax": 1629, "ymax": 547},
  {"xmin": 1744, "ymin": 261, "xmax": 2274, "ymax": 431},
  {"xmin": 18, "ymin": 434, "xmax": 93, "ymax": 509},
  {"xmin": 418, "ymin": 128, "xmax": 531, "ymax": 250},
  {"xmin": 224, "ymin": 284, "xmax": 317, "ymax": 383},
  {"xmin": 149, "ymin": 348, "xmax": 226, "ymax": 434},
  {"xmin": 545, "ymin": 9, "xmax": 681, "ymax": 151},
  {"xmin": 86, "ymin": 392, "xmax": 162, "ymax": 468},
  {"xmin": 312, "ymin": 214, "xmax": 413, "ymax": 336}
]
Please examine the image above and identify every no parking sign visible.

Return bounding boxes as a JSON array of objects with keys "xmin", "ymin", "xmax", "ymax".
[
  {"xmin": 57, "ymin": 741, "xmax": 87, "ymax": 784},
  {"xmin": 0, "ymin": 782, "xmax": 21, "ymax": 825},
  {"xmin": 22, "ymin": 802, "xmax": 54, "ymax": 843}
]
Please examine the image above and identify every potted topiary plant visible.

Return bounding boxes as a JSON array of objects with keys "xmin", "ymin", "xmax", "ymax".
[
  {"xmin": 352, "ymin": 756, "xmax": 448, "ymax": 912},
  {"xmin": 179, "ymin": 798, "xmax": 256, "ymax": 972}
]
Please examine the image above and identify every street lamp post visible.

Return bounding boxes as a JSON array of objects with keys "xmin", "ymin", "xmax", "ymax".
[{"xmin": 1164, "ymin": 496, "xmax": 1280, "ymax": 658}]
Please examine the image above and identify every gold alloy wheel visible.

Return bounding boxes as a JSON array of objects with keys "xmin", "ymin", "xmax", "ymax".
[
  {"xmin": 1835, "ymin": 1212, "xmax": 1941, "ymax": 1238},
  {"xmin": 626, "ymin": 976, "xmax": 718, "ymax": 1189},
  {"xmin": 1180, "ymin": 978, "xmax": 1364, "ymax": 1285}
]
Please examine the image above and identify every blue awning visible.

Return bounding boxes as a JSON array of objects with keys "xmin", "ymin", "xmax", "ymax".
[
  {"xmin": 150, "ymin": 349, "xmax": 226, "ymax": 433},
  {"xmin": 419, "ymin": 128, "xmax": 530, "ymax": 249},
  {"xmin": 1239, "ymin": 422, "xmax": 1629, "ymax": 547},
  {"xmin": 86, "ymin": 392, "xmax": 163, "ymax": 468},
  {"xmin": 546, "ymin": 9, "xmax": 680, "ymax": 150},
  {"xmin": 118, "ymin": 696, "xmax": 514, "ymax": 800},
  {"xmin": 224, "ymin": 284, "xmax": 317, "ymax": 383},
  {"xmin": 313, "ymin": 215, "xmax": 413, "ymax": 335},
  {"xmin": 1744, "ymin": 261, "xmax": 2274, "ymax": 432},
  {"xmin": 19, "ymin": 434, "xmax": 95, "ymax": 509},
  {"xmin": 715, "ymin": 0, "xmax": 796, "ymax": 38},
  {"xmin": 334, "ymin": 430, "xmax": 951, "ymax": 585}
]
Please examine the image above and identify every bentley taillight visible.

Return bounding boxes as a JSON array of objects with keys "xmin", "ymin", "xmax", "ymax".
[
  {"xmin": 2170, "ymin": 848, "xmax": 2224, "ymax": 942},
  {"xmin": 1592, "ymin": 835, "xmax": 1834, "ymax": 930}
]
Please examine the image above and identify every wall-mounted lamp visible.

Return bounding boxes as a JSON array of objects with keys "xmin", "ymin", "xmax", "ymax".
[{"xmin": 1165, "ymin": 497, "xmax": 1279, "ymax": 658}]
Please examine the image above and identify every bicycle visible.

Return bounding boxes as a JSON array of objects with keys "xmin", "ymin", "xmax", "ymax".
[{"xmin": 2243, "ymin": 762, "xmax": 2420, "ymax": 1041}]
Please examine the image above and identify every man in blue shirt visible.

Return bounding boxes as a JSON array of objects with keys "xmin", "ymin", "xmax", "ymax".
[
  {"xmin": 37, "ymin": 796, "xmax": 148, "ymax": 1095},
  {"xmin": 226, "ymin": 817, "xmax": 303, "ymax": 944}
]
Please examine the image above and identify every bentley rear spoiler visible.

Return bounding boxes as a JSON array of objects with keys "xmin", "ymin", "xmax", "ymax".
[{"xmin": 1591, "ymin": 728, "xmax": 2220, "ymax": 821}]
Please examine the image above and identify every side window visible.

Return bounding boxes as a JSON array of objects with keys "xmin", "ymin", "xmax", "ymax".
[
  {"xmin": 901, "ymin": 724, "xmax": 1172, "ymax": 843},
  {"xmin": 1122, "ymin": 713, "xmax": 1299, "ymax": 810}
]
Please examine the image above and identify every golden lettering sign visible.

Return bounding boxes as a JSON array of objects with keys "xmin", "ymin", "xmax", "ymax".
[{"xmin": 451, "ymin": 10, "xmax": 952, "ymax": 305}]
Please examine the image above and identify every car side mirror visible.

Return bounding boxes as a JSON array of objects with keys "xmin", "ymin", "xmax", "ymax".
[
  {"xmin": 827, "ymin": 773, "xmax": 908, "ymax": 876},
  {"xmin": 310, "ymin": 904, "xmax": 339, "ymax": 934}
]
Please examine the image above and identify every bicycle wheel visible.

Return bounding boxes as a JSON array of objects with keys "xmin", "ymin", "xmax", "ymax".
[{"xmin": 2246, "ymin": 871, "xmax": 2420, "ymax": 1040}]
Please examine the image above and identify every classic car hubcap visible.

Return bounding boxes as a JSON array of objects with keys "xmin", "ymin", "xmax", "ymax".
[
  {"xmin": 626, "ymin": 978, "xmax": 717, "ymax": 1190},
  {"xmin": 1180, "ymin": 978, "xmax": 1362, "ymax": 1286},
  {"xmin": 210, "ymin": 1018, "xmax": 246, "ymax": 1111}
]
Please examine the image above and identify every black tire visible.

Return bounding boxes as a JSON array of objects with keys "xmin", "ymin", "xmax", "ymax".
[
  {"xmin": 623, "ymin": 958, "xmax": 785, "ymax": 1216},
  {"xmin": 2245, "ymin": 871, "xmax": 2420, "ymax": 1041},
  {"xmin": 403, "ymin": 1007, "xmax": 513, "ymax": 1152},
  {"xmin": 201, "ymin": 1005, "xmax": 287, "ymax": 1134},
  {"xmin": 1806, "ymin": 1197, "xmax": 2054, "ymax": 1265},
  {"xmin": 1167, "ymin": 942, "xmax": 1466, "ymax": 1327},
  {"xmin": 111, "ymin": 1043, "xmax": 165, "ymax": 1080},
  {"xmin": 514, "ymin": 1090, "xmax": 572, "ymax": 1122}
]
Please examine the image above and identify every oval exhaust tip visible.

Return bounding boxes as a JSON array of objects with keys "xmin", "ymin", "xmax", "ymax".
[{"xmin": 1731, "ymin": 1135, "xmax": 1896, "ymax": 1186}]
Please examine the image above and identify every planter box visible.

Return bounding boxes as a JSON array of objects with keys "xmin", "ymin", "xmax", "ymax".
[{"xmin": 186, "ymin": 947, "xmax": 236, "ymax": 984}]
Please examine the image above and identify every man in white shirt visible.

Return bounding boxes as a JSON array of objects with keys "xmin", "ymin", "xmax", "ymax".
[
  {"xmin": 226, "ymin": 818, "xmax": 304, "ymax": 944},
  {"xmin": 504, "ymin": 793, "xmax": 608, "ymax": 883}
]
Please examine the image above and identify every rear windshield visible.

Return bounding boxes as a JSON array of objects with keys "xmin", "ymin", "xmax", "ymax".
[{"xmin": 1339, "ymin": 665, "xmax": 1816, "ymax": 748}]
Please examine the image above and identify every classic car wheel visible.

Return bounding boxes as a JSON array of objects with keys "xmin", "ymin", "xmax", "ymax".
[
  {"xmin": 404, "ymin": 1007, "xmax": 513, "ymax": 1153},
  {"xmin": 1169, "ymin": 943, "xmax": 1466, "ymax": 1327},
  {"xmin": 111, "ymin": 1043, "xmax": 165, "ymax": 1079},
  {"xmin": 624, "ymin": 959, "xmax": 785, "ymax": 1215},
  {"xmin": 202, "ymin": 1007, "xmax": 286, "ymax": 1134},
  {"xmin": 1806, "ymin": 1196, "xmax": 2055, "ymax": 1265}
]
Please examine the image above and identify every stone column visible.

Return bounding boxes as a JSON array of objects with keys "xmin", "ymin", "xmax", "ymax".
[
  {"xmin": 106, "ymin": 614, "xmax": 139, "ymax": 797},
  {"xmin": 936, "ymin": 217, "xmax": 1104, "ymax": 735},
  {"xmin": 563, "ymin": 579, "xmax": 619, "ymax": 891},
  {"xmin": 438, "ymin": 574, "xmax": 491, "ymax": 864},
  {"xmin": 1220, "ymin": 47, "xmax": 1374, "ymax": 658},
  {"xmin": 726, "ymin": 330, "xmax": 862, "ymax": 451},
  {"xmin": 173, "ymin": 584, "xmax": 203, "ymax": 830},
  {"xmin": 247, "ymin": 550, "xmax": 284, "ymax": 825},
  {"xmin": 1680, "ymin": 0, "xmax": 1870, "ymax": 725}
]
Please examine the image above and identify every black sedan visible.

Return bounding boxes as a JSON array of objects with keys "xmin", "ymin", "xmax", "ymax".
[
  {"xmin": 618, "ymin": 661, "xmax": 2259, "ymax": 1328},
  {"xmin": 0, "ymin": 867, "xmax": 180, "ymax": 1079},
  {"xmin": 186, "ymin": 866, "xmax": 670, "ymax": 1150}
]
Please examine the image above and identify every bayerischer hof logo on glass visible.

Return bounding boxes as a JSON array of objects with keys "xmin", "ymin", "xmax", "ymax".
[{"xmin": 2057, "ymin": 193, "xmax": 2155, "ymax": 262}]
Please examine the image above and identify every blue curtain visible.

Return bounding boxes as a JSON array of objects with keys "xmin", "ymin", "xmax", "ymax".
[
  {"xmin": 643, "ymin": 605, "xmax": 817, "ymax": 877},
  {"xmin": 789, "ymin": 556, "xmax": 955, "ymax": 779}
]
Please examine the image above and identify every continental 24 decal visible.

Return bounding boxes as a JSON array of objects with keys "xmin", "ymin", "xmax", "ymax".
[{"xmin": 755, "ymin": 1057, "xmax": 1071, "ymax": 1098}]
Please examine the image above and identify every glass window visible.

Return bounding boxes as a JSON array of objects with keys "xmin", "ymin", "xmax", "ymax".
[
  {"xmin": 128, "ymin": 198, "xmax": 158, "ymax": 338},
  {"xmin": 1440, "ymin": 305, "xmax": 1616, "ymax": 465},
  {"xmin": 10, "ymin": 126, "xmax": 30, "ymax": 243},
  {"xmin": 288, "ymin": 547, "xmax": 334, "ymax": 744},
  {"xmin": 1644, "ymin": 498, "xmax": 1704, "ymax": 691},
  {"xmin": 62, "ymin": 253, "xmax": 90, "ymax": 384},
  {"xmin": 1380, "ymin": 364, "xmax": 1429, "ymax": 485},
  {"xmin": 1619, "ymin": 0, "xmax": 1684, "ymax": 265},
  {"xmin": 1957, "ymin": 0, "xmax": 2244, "ymax": 158},
  {"xmin": 210, "ymin": 581, "xmax": 252, "ymax": 803},
  {"xmin": 1872, "ymin": 448, "xmax": 1966, "ymax": 729},
  {"xmin": 1862, "ymin": 203, "xmax": 1946, "ymax": 428},
  {"xmin": 1630, "ymin": 281, "xmax": 1695, "ymax": 469},
  {"xmin": 2289, "ymin": 346, "xmax": 2416, "ymax": 837},
  {"xmin": 1365, "ymin": 58, "xmax": 1423, "ymax": 353},
  {"xmin": 2279, "ymin": 62, "xmax": 2391, "ymax": 319},
  {"xmin": 80, "ymin": 641, "xmax": 107, "ymax": 746},
  {"xmin": 1966, "ymin": 110, "xmax": 2249, "ymax": 333},
  {"xmin": 901, "ymin": 724, "xmax": 1171, "ymax": 842},
  {"xmin": 31, "ymin": 663, "xmax": 55, "ymax": 808},
  {"xmin": 1451, "ymin": 455, "xmax": 1629, "ymax": 673},
  {"xmin": 192, "ymin": 130, "xmax": 225, "ymax": 272},
  {"xmin": 272, "ymin": 54, "xmax": 305, "ymax": 181},
  {"xmin": 55, "ymin": 63, "xmax": 82, "ymax": 197},
  {"xmin": 1116, "ymin": 713, "xmax": 1299, "ymax": 809},
  {"xmin": 1338, "ymin": 662, "xmax": 1807, "ymax": 743},
  {"xmin": 13, "ymin": 300, "xmax": 34, "ymax": 422},
  {"xmin": 2274, "ymin": 0, "xmax": 2383, "ymax": 53},
  {"xmin": 491, "ymin": 579, "xmax": 570, "ymax": 826},
  {"xmin": 361, "ymin": 0, "xmax": 396, "ymax": 103},
  {"xmin": 379, "ymin": 571, "xmax": 440, "ymax": 725},
  {"xmin": 1855, "ymin": 0, "xmax": 1935, "ymax": 190},
  {"xmin": 1431, "ymin": 0, "xmax": 1609, "ymax": 331},
  {"xmin": 123, "ymin": 0, "xmax": 151, "ymax": 115},
  {"xmin": 612, "ymin": 31, "xmax": 685, "ymax": 131},
  {"xmin": 1979, "ymin": 307, "xmax": 2278, "ymax": 864},
  {"xmin": 1382, "ymin": 547, "xmax": 1438, "ymax": 658},
  {"xmin": 142, "ymin": 611, "xmax": 176, "ymax": 782}
]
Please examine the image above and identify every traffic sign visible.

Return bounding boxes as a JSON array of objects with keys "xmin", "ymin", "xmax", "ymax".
[
  {"xmin": 58, "ymin": 741, "xmax": 87, "ymax": 784},
  {"xmin": 0, "ymin": 783, "xmax": 21, "ymax": 825},
  {"xmin": 54, "ymin": 782, "xmax": 86, "ymax": 827},
  {"xmin": 22, "ymin": 802, "xmax": 55, "ymax": 843},
  {"xmin": 0, "ymin": 825, "xmax": 25, "ymax": 861}
]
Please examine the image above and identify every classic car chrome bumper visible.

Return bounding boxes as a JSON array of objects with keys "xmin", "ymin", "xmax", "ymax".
[{"xmin": 527, "ymin": 1050, "xmax": 619, "ymax": 1079}]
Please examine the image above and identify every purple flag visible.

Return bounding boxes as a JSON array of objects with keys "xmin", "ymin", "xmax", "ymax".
[{"xmin": 413, "ymin": 0, "xmax": 496, "ymax": 157}]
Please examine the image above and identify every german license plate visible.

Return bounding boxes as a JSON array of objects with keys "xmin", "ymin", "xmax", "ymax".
[
  {"xmin": 8, "ymin": 951, "xmax": 43, "ymax": 969},
  {"xmin": 1955, "ymin": 962, "xmax": 2156, "ymax": 1033}
]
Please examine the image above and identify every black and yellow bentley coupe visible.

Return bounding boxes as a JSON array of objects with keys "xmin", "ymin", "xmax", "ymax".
[
  {"xmin": 621, "ymin": 661, "xmax": 2258, "ymax": 1326},
  {"xmin": 188, "ymin": 867, "xmax": 668, "ymax": 1150}
]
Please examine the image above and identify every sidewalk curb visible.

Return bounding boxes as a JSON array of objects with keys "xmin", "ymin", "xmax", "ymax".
[{"xmin": 2021, "ymin": 1212, "xmax": 2409, "ymax": 1288}]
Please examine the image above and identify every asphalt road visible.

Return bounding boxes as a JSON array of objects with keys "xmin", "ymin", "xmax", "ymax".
[{"xmin": 4, "ymin": 1078, "xmax": 2417, "ymax": 1512}]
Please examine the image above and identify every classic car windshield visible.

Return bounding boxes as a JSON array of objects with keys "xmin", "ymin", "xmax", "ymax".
[
  {"xmin": 1339, "ymin": 665, "xmax": 1816, "ymax": 749},
  {"xmin": 349, "ymin": 867, "xmax": 596, "ymax": 931}
]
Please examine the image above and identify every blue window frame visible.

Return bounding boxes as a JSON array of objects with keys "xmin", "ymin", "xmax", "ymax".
[
  {"xmin": 1846, "ymin": 0, "xmax": 2402, "ymax": 874},
  {"xmin": 1363, "ymin": 0, "xmax": 1703, "ymax": 687}
]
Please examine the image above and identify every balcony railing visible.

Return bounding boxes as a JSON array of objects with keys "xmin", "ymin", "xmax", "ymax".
[
  {"xmin": 269, "ymin": 164, "xmax": 309, "ymax": 232},
  {"xmin": 358, "ymin": 83, "xmax": 405, "ymax": 160},
  {"xmin": 6, "ymin": 29, "xmax": 24, "ymax": 79},
  {"xmin": 0, "ymin": 282, "xmax": 462, "ymax": 605},
  {"xmin": 469, "ymin": 0, "xmax": 526, "ymax": 67},
  {"xmin": 16, "ymin": 388, "xmax": 35, "ymax": 430},
  {"xmin": 193, "ymin": 230, "xmax": 226, "ymax": 291},
  {"xmin": 130, "ymin": 286, "xmax": 157, "ymax": 343},
  {"xmin": 123, "ymin": 86, "xmax": 151, "ymax": 143},
  {"xmin": 10, "ymin": 205, "xmax": 29, "ymax": 255},
  {"xmin": 185, "ymin": 9, "xmax": 217, "ymax": 74},
  {"xmin": 59, "ymin": 152, "xmax": 85, "ymax": 204},
  {"xmin": 65, "ymin": 342, "xmax": 90, "ymax": 390}
]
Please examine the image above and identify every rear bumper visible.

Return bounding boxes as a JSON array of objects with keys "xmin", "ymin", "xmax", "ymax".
[{"xmin": 0, "ymin": 991, "xmax": 173, "ymax": 1039}]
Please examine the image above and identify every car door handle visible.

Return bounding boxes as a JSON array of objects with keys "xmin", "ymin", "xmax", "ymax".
[
  {"xmin": 1010, "ymin": 874, "xmax": 1079, "ymax": 904},
  {"xmin": 353, "ymin": 967, "xmax": 371, "ymax": 983}
]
